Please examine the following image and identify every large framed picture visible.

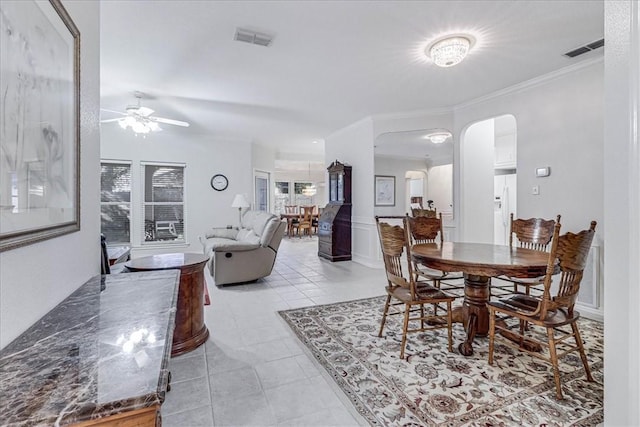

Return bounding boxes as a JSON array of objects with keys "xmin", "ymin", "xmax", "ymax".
[
  {"xmin": 374, "ymin": 175, "xmax": 396, "ymax": 207},
  {"xmin": 0, "ymin": 0, "xmax": 80, "ymax": 251}
]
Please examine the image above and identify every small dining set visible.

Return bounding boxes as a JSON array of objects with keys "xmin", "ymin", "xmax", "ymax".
[
  {"xmin": 375, "ymin": 212, "xmax": 597, "ymax": 400},
  {"xmin": 281, "ymin": 205, "xmax": 321, "ymax": 237}
]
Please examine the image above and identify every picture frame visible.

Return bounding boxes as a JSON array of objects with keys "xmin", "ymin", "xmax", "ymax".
[
  {"xmin": 374, "ymin": 175, "xmax": 396, "ymax": 207},
  {"xmin": 0, "ymin": 0, "xmax": 81, "ymax": 251}
]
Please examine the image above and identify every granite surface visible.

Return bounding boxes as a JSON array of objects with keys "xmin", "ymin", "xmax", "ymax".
[{"xmin": 0, "ymin": 270, "xmax": 179, "ymax": 426}]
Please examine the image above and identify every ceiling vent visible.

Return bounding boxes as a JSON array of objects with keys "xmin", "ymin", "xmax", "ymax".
[
  {"xmin": 564, "ymin": 38, "xmax": 604, "ymax": 58},
  {"xmin": 234, "ymin": 28, "xmax": 273, "ymax": 47}
]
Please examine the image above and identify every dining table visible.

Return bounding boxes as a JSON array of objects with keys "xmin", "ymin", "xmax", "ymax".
[
  {"xmin": 411, "ymin": 241, "xmax": 551, "ymax": 356},
  {"xmin": 280, "ymin": 212, "xmax": 320, "ymax": 236}
]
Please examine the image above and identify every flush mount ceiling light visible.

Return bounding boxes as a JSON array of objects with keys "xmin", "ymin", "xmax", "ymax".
[
  {"xmin": 425, "ymin": 131, "xmax": 452, "ymax": 144},
  {"xmin": 427, "ymin": 35, "xmax": 474, "ymax": 67}
]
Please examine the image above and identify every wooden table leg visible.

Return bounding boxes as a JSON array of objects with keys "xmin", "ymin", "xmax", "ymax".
[{"xmin": 457, "ymin": 274, "xmax": 491, "ymax": 356}]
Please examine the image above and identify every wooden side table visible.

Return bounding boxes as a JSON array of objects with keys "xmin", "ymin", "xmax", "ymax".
[{"xmin": 125, "ymin": 253, "xmax": 209, "ymax": 356}]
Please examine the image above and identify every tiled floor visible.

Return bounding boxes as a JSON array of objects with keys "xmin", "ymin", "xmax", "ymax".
[{"xmin": 162, "ymin": 237, "xmax": 385, "ymax": 426}]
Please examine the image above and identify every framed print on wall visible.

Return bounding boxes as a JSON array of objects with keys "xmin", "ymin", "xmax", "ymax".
[
  {"xmin": 0, "ymin": 0, "xmax": 81, "ymax": 251},
  {"xmin": 374, "ymin": 175, "xmax": 396, "ymax": 207}
]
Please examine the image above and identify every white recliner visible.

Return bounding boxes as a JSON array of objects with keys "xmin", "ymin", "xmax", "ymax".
[{"xmin": 199, "ymin": 210, "xmax": 286, "ymax": 286}]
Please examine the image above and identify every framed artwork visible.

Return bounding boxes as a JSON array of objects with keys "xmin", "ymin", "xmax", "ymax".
[
  {"xmin": 374, "ymin": 175, "xmax": 396, "ymax": 207},
  {"xmin": 0, "ymin": 0, "xmax": 81, "ymax": 251}
]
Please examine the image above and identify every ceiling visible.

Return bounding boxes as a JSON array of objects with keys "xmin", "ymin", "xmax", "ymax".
[{"xmin": 100, "ymin": 1, "xmax": 604, "ymax": 161}]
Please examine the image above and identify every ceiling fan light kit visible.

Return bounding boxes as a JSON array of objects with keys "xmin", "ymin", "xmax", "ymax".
[{"xmin": 101, "ymin": 92, "xmax": 190, "ymax": 136}]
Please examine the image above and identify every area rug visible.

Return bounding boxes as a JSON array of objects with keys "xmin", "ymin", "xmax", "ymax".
[{"xmin": 279, "ymin": 296, "xmax": 603, "ymax": 426}]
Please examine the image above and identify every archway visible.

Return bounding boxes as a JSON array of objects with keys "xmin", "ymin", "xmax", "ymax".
[{"xmin": 460, "ymin": 114, "xmax": 516, "ymax": 243}]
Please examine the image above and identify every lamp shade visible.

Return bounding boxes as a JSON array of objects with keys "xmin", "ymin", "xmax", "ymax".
[{"xmin": 231, "ymin": 194, "xmax": 250, "ymax": 208}]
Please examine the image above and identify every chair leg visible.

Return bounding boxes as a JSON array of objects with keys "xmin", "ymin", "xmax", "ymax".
[
  {"xmin": 488, "ymin": 308, "xmax": 496, "ymax": 364},
  {"xmin": 571, "ymin": 322, "xmax": 594, "ymax": 382},
  {"xmin": 420, "ymin": 304, "xmax": 425, "ymax": 329},
  {"xmin": 400, "ymin": 303, "xmax": 411, "ymax": 360},
  {"xmin": 546, "ymin": 327, "xmax": 564, "ymax": 400},
  {"xmin": 378, "ymin": 294, "xmax": 392, "ymax": 337}
]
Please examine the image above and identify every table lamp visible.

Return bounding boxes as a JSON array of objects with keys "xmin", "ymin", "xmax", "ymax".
[{"xmin": 231, "ymin": 194, "xmax": 250, "ymax": 227}]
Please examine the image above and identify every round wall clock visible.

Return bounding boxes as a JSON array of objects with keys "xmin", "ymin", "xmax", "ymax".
[{"xmin": 210, "ymin": 174, "xmax": 229, "ymax": 191}]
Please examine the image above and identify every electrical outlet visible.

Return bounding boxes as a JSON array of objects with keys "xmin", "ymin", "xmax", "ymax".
[{"xmin": 532, "ymin": 185, "xmax": 540, "ymax": 195}]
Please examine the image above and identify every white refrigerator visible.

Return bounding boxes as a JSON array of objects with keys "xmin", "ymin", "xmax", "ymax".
[{"xmin": 494, "ymin": 174, "xmax": 517, "ymax": 245}]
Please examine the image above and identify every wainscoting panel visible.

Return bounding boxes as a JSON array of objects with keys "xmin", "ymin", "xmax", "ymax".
[{"xmin": 576, "ymin": 244, "xmax": 603, "ymax": 321}]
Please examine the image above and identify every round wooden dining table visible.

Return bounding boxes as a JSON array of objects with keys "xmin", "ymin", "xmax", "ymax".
[{"xmin": 411, "ymin": 242, "xmax": 551, "ymax": 356}]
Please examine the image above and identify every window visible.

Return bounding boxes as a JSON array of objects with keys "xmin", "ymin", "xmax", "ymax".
[
  {"xmin": 142, "ymin": 163, "xmax": 185, "ymax": 243},
  {"xmin": 274, "ymin": 181, "xmax": 289, "ymax": 214},
  {"xmin": 100, "ymin": 161, "xmax": 132, "ymax": 244},
  {"xmin": 293, "ymin": 181, "xmax": 313, "ymax": 206}
]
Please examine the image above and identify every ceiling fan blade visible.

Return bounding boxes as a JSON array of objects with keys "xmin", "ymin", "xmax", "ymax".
[
  {"xmin": 149, "ymin": 116, "xmax": 190, "ymax": 127},
  {"xmin": 100, "ymin": 108, "xmax": 127, "ymax": 116},
  {"xmin": 100, "ymin": 118, "xmax": 123, "ymax": 123}
]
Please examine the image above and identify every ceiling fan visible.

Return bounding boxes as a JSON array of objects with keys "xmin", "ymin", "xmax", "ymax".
[{"xmin": 101, "ymin": 92, "xmax": 189, "ymax": 134}]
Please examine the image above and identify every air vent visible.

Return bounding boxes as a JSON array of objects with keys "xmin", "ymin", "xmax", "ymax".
[
  {"xmin": 564, "ymin": 38, "xmax": 604, "ymax": 58},
  {"xmin": 234, "ymin": 28, "xmax": 273, "ymax": 47}
]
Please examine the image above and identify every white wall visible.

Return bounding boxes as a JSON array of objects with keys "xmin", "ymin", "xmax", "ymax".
[
  {"xmin": 427, "ymin": 164, "xmax": 453, "ymax": 217},
  {"xmin": 0, "ymin": 1, "xmax": 101, "ymax": 349},
  {"xmin": 460, "ymin": 119, "xmax": 495, "ymax": 243},
  {"xmin": 603, "ymin": 1, "xmax": 640, "ymax": 424},
  {"xmin": 100, "ymin": 128, "xmax": 252, "ymax": 257},
  {"xmin": 374, "ymin": 156, "xmax": 427, "ymax": 216},
  {"xmin": 325, "ymin": 118, "xmax": 376, "ymax": 266},
  {"xmin": 455, "ymin": 61, "xmax": 604, "ymax": 238}
]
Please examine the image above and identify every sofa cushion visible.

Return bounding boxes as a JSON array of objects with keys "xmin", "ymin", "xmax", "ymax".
[
  {"xmin": 236, "ymin": 228, "xmax": 260, "ymax": 243},
  {"xmin": 259, "ymin": 217, "xmax": 281, "ymax": 247},
  {"xmin": 205, "ymin": 227, "xmax": 239, "ymax": 239}
]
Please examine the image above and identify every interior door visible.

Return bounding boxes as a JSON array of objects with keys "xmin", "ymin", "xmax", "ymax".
[{"xmin": 254, "ymin": 170, "xmax": 270, "ymax": 212}]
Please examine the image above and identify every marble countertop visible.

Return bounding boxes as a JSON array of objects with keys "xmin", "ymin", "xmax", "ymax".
[{"xmin": 0, "ymin": 270, "xmax": 180, "ymax": 426}]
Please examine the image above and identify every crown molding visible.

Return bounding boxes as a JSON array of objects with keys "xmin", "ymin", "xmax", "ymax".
[
  {"xmin": 371, "ymin": 106, "xmax": 453, "ymax": 121},
  {"xmin": 455, "ymin": 56, "xmax": 604, "ymax": 111}
]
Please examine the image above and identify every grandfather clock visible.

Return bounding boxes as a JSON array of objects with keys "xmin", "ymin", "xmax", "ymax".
[{"xmin": 318, "ymin": 160, "xmax": 352, "ymax": 261}]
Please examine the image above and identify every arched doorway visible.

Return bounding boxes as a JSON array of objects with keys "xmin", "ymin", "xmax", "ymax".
[{"xmin": 460, "ymin": 114, "xmax": 517, "ymax": 243}]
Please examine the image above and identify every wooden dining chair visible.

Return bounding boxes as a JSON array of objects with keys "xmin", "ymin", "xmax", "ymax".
[
  {"xmin": 293, "ymin": 205, "xmax": 314, "ymax": 237},
  {"xmin": 284, "ymin": 205, "xmax": 299, "ymax": 236},
  {"xmin": 494, "ymin": 214, "xmax": 560, "ymax": 296},
  {"xmin": 487, "ymin": 220, "xmax": 597, "ymax": 400},
  {"xmin": 375, "ymin": 216, "xmax": 455, "ymax": 359},
  {"xmin": 411, "ymin": 207, "xmax": 437, "ymax": 218},
  {"xmin": 406, "ymin": 213, "xmax": 463, "ymax": 295},
  {"xmin": 311, "ymin": 205, "xmax": 319, "ymax": 234}
]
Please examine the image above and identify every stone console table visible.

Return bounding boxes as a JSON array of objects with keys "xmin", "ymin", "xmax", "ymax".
[{"xmin": 0, "ymin": 270, "xmax": 180, "ymax": 426}]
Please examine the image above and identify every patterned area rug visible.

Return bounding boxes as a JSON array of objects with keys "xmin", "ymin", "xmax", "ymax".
[{"xmin": 279, "ymin": 296, "xmax": 603, "ymax": 426}]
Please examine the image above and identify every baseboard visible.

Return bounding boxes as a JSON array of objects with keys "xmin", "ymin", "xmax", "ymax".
[{"xmin": 576, "ymin": 303, "xmax": 603, "ymax": 322}]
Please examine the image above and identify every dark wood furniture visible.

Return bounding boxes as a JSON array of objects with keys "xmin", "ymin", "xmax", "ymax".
[
  {"xmin": 488, "ymin": 221, "xmax": 597, "ymax": 400},
  {"xmin": 406, "ymin": 214, "xmax": 463, "ymax": 293},
  {"xmin": 292, "ymin": 205, "xmax": 314, "ymax": 237},
  {"xmin": 410, "ymin": 207, "xmax": 437, "ymax": 218},
  {"xmin": 318, "ymin": 160, "xmax": 352, "ymax": 261},
  {"xmin": 494, "ymin": 213, "xmax": 559, "ymax": 296},
  {"xmin": 375, "ymin": 216, "xmax": 455, "ymax": 359},
  {"xmin": 411, "ymin": 241, "xmax": 551, "ymax": 356},
  {"xmin": 126, "ymin": 253, "xmax": 209, "ymax": 356},
  {"xmin": 0, "ymin": 271, "xmax": 180, "ymax": 426}
]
